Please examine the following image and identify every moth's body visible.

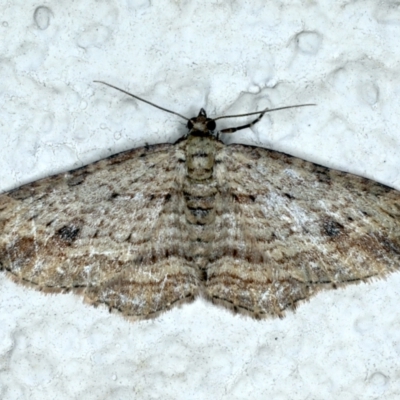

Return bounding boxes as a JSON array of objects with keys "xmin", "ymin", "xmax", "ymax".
[
  {"xmin": 183, "ymin": 135, "xmax": 221, "ymax": 269},
  {"xmin": 0, "ymin": 84, "xmax": 399, "ymax": 320}
]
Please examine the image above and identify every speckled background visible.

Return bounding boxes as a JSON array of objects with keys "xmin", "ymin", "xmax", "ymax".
[{"xmin": 1, "ymin": 1, "xmax": 400, "ymax": 399}]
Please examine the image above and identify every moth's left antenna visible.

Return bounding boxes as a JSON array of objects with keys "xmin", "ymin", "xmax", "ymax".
[{"xmin": 94, "ymin": 80, "xmax": 190, "ymax": 121}]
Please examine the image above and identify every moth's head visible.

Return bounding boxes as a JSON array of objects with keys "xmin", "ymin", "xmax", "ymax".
[{"xmin": 186, "ymin": 108, "xmax": 216, "ymax": 136}]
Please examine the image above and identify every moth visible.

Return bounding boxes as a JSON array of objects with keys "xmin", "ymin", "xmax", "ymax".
[{"xmin": 0, "ymin": 81, "xmax": 399, "ymax": 320}]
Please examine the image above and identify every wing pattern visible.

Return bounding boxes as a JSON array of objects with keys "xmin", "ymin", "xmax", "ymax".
[
  {"xmin": 1, "ymin": 138, "xmax": 399, "ymax": 320},
  {"xmin": 207, "ymin": 144, "xmax": 400, "ymax": 317},
  {"xmin": 0, "ymin": 143, "xmax": 201, "ymax": 318}
]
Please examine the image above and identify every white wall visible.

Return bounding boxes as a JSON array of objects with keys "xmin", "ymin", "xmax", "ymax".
[{"xmin": 1, "ymin": 1, "xmax": 400, "ymax": 399}]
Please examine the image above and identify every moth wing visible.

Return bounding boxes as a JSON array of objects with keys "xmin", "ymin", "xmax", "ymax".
[
  {"xmin": 0, "ymin": 143, "xmax": 199, "ymax": 319},
  {"xmin": 207, "ymin": 144, "xmax": 400, "ymax": 318}
]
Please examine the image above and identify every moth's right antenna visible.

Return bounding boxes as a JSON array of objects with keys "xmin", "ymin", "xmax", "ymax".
[
  {"xmin": 94, "ymin": 80, "xmax": 190, "ymax": 121},
  {"xmin": 217, "ymin": 103, "xmax": 316, "ymax": 135}
]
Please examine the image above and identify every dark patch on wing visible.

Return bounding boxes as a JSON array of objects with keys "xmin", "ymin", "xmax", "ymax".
[
  {"xmin": 67, "ymin": 172, "xmax": 90, "ymax": 187},
  {"xmin": 57, "ymin": 225, "xmax": 80, "ymax": 242},
  {"xmin": 322, "ymin": 219, "xmax": 344, "ymax": 238}
]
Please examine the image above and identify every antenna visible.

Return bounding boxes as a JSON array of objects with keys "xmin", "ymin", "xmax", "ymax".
[{"xmin": 94, "ymin": 80, "xmax": 316, "ymax": 135}]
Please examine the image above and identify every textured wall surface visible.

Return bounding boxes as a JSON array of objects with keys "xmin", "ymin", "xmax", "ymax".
[{"xmin": 1, "ymin": 1, "xmax": 400, "ymax": 399}]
